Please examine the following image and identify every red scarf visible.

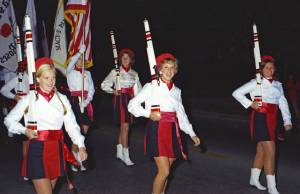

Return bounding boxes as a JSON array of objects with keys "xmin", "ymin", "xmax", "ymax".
[
  {"xmin": 38, "ymin": 89, "xmax": 55, "ymax": 102},
  {"xmin": 122, "ymin": 65, "xmax": 130, "ymax": 72},
  {"xmin": 264, "ymin": 77, "xmax": 273, "ymax": 83},
  {"xmin": 161, "ymin": 79, "xmax": 174, "ymax": 90}
]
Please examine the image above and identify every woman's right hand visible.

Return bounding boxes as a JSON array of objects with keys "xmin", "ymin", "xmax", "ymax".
[
  {"xmin": 113, "ymin": 89, "xmax": 121, "ymax": 96},
  {"xmin": 14, "ymin": 94, "xmax": 21, "ymax": 101},
  {"xmin": 149, "ymin": 111, "xmax": 161, "ymax": 121},
  {"xmin": 251, "ymin": 101, "xmax": 260, "ymax": 109},
  {"xmin": 25, "ymin": 129, "xmax": 38, "ymax": 140},
  {"xmin": 78, "ymin": 147, "xmax": 88, "ymax": 161}
]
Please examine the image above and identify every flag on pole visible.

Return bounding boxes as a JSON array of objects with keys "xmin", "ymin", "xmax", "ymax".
[
  {"xmin": 65, "ymin": 0, "xmax": 93, "ymax": 68},
  {"xmin": 0, "ymin": 0, "xmax": 18, "ymax": 71},
  {"xmin": 25, "ymin": 0, "xmax": 38, "ymax": 58},
  {"xmin": 41, "ymin": 20, "xmax": 49, "ymax": 57},
  {"xmin": 51, "ymin": 0, "xmax": 67, "ymax": 68}
]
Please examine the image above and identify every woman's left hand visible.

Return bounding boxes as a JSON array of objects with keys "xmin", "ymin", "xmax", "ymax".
[
  {"xmin": 192, "ymin": 136, "xmax": 201, "ymax": 146},
  {"xmin": 78, "ymin": 147, "xmax": 88, "ymax": 161},
  {"xmin": 284, "ymin": 124, "xmax": 293, "ymax": 131}
]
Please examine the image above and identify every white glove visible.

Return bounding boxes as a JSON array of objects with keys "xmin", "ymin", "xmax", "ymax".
[
  {"xmin": 79, "ymin": 44, "xmax": 86, "ymax": 54},
  {"xmin": 81, "ymin": 99, "xmax": 89, "ymax": 108}
]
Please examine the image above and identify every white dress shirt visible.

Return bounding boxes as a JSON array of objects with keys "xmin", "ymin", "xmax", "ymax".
[
  {"xmin": 128, "ymin": 81, "xmax": 196, "ymax": 138},
  {"xmin": 101, "ymin": 66, "xmax": 142, "ymax": 96},
  {"xmin": 232, "ymin": 78, "xmax": 292, "ymax": 125},
  {"xmin": 4, "ymin": 92, "xmax": 85, "ymax": 148},
  {"xmin": 67, "ymin": 69, "xmax": 95, "ymax": 104}
]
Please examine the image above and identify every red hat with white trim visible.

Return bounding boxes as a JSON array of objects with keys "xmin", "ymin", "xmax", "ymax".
[
  {"xmin": 155, "ymin": 53, "xmax": 176, "ymax": 68},
  {"xmin": 119, "ymin": 48, "xmax": 135, "ymax": 59},
  {"xmin": 35, "ymin": 57, "xmax": 54, "ymax": 71},
  {"xmin": 261, "ymin": 55, "xmax": 275, "ymax": 63}
]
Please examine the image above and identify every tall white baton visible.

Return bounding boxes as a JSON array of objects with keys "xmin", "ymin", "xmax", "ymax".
[
  {"xmin": 15, "ymin": 26, "xmax": 24, "ymax": 95},
  {"xmin": 253, "ymin": 23, "xmax": 262, "ymax": 106},
  {"xmin": 143, "ymin": 18, "xmax": 160, "ymax": 113},
  {"xmin": 24, "ymin": 15, "xmax": 37, "ymax": 131},
  {"xmin": 110, "ymin": 30, "xmax": 121, "ymax": 91}
]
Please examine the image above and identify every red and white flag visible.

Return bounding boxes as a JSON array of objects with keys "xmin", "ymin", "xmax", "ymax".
[
  {"xmin": 65, "ymin": 0, "xmax": 93, "ymax": 68},
  {"xmin": 25, "ymin": 0, "xmax": 38, "ymax": 58},
  {"xmin": 0, "ymin": 0, "xmax": 18, "ymax": 71},
  {"xmin": 51, "ymin": 0, "xmax": 67, "ymax": 68}
]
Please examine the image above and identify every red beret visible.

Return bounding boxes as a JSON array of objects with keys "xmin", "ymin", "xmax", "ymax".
[
  {"xmin": 35, "ymin": 57, "xmax": 54, "ymax": 71},
  {"xmin": 156, "ymin": 53, "xmax": 176, "ymax": 68},
  {"xmin": 119, "ymin": 48, "xmax": 135, "ymax": 59},
  {"xmin": 261, "ymin": 55, "xmax": 275, "ymax": 63}
]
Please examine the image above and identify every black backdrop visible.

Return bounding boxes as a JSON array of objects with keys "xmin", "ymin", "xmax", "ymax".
[{"xmin": 12, "ymin": 0, "xmax": 300, "ymax": 97}]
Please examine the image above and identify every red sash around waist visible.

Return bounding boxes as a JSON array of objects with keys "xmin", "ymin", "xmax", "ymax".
[
  {"xmin": 121, "ymin": 87, "xmax": 134, "ymax": 96},
  {"xmin": 70, "ymin": 90, "xmax": 88, "ymax": 97},
  {"xmin": 70, "ymin": 91, "xmax": 94, "ymax": 122},
  {"xmin": 160, "ymin": 111, "xmax": 187, "ymax": 160},
  {"xmin": 250, "ymin": 102, "xmax": 278, "ymax": 141}
]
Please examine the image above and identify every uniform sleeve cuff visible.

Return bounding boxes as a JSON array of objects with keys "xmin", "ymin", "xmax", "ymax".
[
  {"xmin": 20, "ymin": 127, "xmax": 27, "ymax": 135},
  {"xmin": 283, "ymin": 120, "xmax": 292, "ymax": 126},
  {"xmin": 189, "ymin": 131, "xmax": 196, "ymax": 138},
  {"xmin": 143, "ymin": 110, "xmax": 151, "ymax": 118}
]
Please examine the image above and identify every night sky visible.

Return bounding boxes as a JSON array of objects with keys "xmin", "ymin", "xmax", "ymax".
[{"xmin": 12, "ymin": 0, "xmax": 300, "ymax": 97}]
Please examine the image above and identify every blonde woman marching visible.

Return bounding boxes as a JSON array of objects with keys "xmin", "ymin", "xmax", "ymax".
[{"xmin": 4, "ymin": 57, "xmax": 87, "ymax": 194}]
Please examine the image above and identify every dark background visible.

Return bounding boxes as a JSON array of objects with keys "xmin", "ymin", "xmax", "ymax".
[{"xmin": 12, "ymin": 0, "xmax": 300, "ymax": 97}]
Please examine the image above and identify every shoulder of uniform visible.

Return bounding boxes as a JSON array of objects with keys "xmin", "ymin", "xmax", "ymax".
[
  {"xmin": 56, "ymin": 92, "xmax": 68, "ymax": 101},
  {"xmin": 275, "ymin": 80, "xmax": 282, "ymax": 85},
  {"xmin": 130, "ymin": 68, "xmax": 138, "ymax": 74}
]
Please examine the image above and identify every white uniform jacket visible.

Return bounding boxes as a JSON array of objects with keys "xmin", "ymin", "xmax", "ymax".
[
  {"xmin": 67, "ymin": 69, "xmax": 95, "ymax": 104},
  {"xmin": 101, "ymin": 66, "xmax": 142, "ymax": 96},
  {"xmin": 128, "ymin": 81, "xmax": 196, "ymax": 138},
  {"xmin": 232, "ymin": 78, "xmax": 292, "ymax": 125},
  {"xmin": 0, "ymin": 73, "xmax": 29, "ymax": 99},
  {"xmin": 4, "ymin": 92, "xmax": 85, "ymax": 148}
]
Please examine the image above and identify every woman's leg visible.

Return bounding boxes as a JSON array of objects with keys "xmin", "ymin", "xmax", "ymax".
[
  {"xmin": 120, "ymin": 122, "xmax": 129, "ymax": 147},
  {"xmin": 50, "ymin": 178, "xmax": 58, "ymax": 190},
  {"xmin": 261, "ymin": 141, "xmax": 280, "ymax": 194},
  {"xmin": 162, "ymin": 158, "xmax": 175, "ymax": 193},
  {"xmin": 253, "ymin": 141, "xmax": 265, "ymax": 169},
  {"xmin": 32, "ymin": 178, "xmax": 53, "ymax": 194},
  {"xmin": 261, "ymin": 141, "xmax": 276, "ymax": 175},
  {"xmin": 250, "ymin": 141, "xmax": 267, "ymax": 190},
  {"xmin": 120, "ymin": 122, "xmax": 134, "ymax": 165},
  {"xmin": 152, "ymin": 157, "xmax": 171, "ymax": 194}
]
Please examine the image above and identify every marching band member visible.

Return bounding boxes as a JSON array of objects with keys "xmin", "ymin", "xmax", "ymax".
[
  {"xmin": 65, "ymin": 45, "xmax": 95, "ymax": 172},
  {"xmin": 0, "ymin": 68, "xmax": 17, "ymax": 117},
  {"xmin": 0, "ymin": 61, "xmax": 28, "ymax": 138},
  {"xmin": 101, "ymin": 48, "xmax": 142, "ymax": 166},
  {"xmin": 232, "ymin": 56, "xmax": 292, "ymax": 194},
  {"xmin": 128, "ymin": 53, "xmax": 200, "ymax": 194},
  {"xmin": 4, "ymin": 57, "xmax": 87, "ymax": 194},
  {"xmin": 0, "ymin": 60, "xmax": 29, "ymax": 102}
]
